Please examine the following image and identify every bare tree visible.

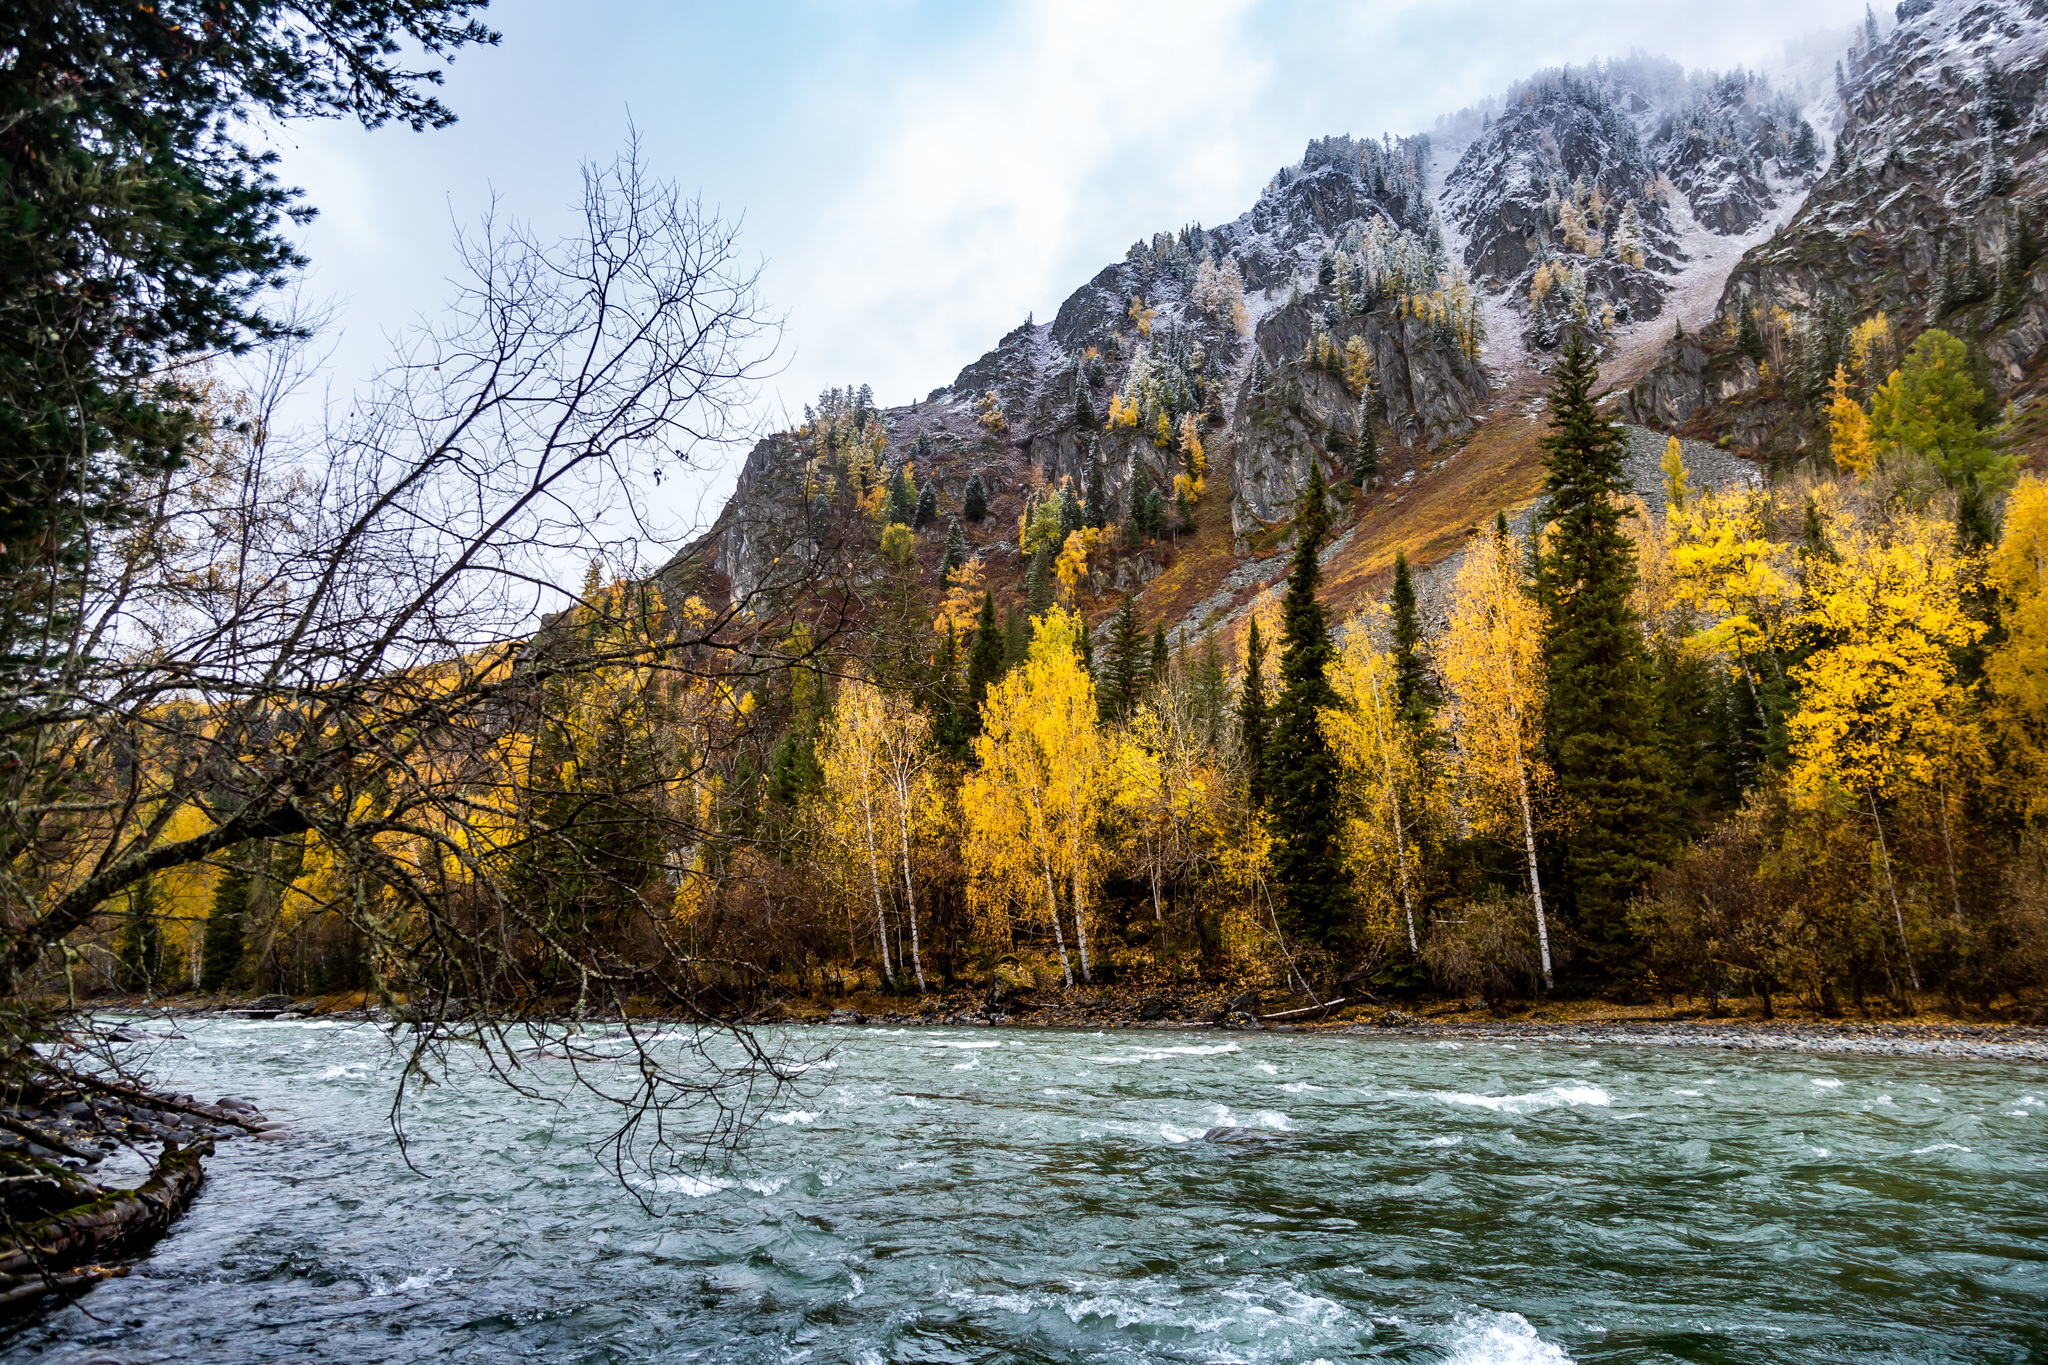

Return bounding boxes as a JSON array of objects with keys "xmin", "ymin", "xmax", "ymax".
[{"xmin": 0, "ymin": 141, "xmax": 854, "ymax": 1190}]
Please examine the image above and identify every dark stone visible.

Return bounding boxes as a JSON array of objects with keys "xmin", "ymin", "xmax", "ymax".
[
  {"xmin": 1138, "ymin": 996, "xmax": 1171, "ymax": 1021},
  {"xmin": 1202, "ymin": 1126, "xmax": 1286, "ymax": 1144},
  {"xmin": 247, "ymin": 994, "xmax": 294, "ymax": 1012},
  {"xmin": 827, "ymin": 1009, "xmax": 866, "ymax": 1026}
]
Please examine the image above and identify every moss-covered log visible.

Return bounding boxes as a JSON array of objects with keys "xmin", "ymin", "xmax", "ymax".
[{"xmin": 0, "ymin": 1139, "xmax": 211, "ymax": 1315}]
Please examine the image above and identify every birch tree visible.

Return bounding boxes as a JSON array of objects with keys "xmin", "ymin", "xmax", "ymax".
[
  {"xmin": 1436, "ymin": 524, "xmax": 1557, "ymax": 987},
  {"xmin": 1325, "ymin": 613, "xmax": 1427, "ymax": 954}
]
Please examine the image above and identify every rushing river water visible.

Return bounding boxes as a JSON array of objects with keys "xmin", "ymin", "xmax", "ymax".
[{"xmin": 8, "ymin": 1019, "xmax": 2046, "ymax": 1364}]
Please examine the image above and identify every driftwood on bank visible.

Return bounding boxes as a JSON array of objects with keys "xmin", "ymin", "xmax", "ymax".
[{"xmin": 0, "ymin": 1140, "xmax": 211, "ymax": 1314}]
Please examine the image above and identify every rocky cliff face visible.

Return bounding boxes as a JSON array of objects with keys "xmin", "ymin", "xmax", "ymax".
[
  {"xmin": 1442, "ymin": 58, "xmax": 1823, "ymax": 351},
  {"xmin": 1619, "ymin": 0, "xmax": 2048, "ymax": 457}
]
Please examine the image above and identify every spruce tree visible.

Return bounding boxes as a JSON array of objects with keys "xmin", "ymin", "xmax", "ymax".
[
  {"xmin": 1267, "ymin": 464, "xmax": 1348, "ymax": 947},
  {"xmin": 1101, "ymin": 595, "xmax": 1146, "ymax": 721},
  {"xmin": 1149, "ymin": 624, "xmax": 1170, "ymax": 687},
  {"xmin": 1085, "ymin": 443, "xmax": 1107, "ymax": 529},
  {"xmin": 967, "ymin": 592, "xmax": 1005, "ymax": 713},
  {"xmin": 1026, "ymin": 546, "xmax": 1055, "ymax": 618},
  {"xmin": 1354, "ymin": 398, "xmax": 1379, "ymax": 487},
  {"xmin": 1389, "ymin": 549, "xmax": 1435, "ymax": 721},
  {"xmin": 963, "ymin": 473, "xmax": 989, "ymax": 523},
  {"xmin": 1193, "ymin": 632, "xmax": 1228, "ymax": 745},
  {"xmin": 888, "ymin": 466, "xmax": 917, "ymax": 525},
  {"xmin": 943, "ymin": 519, "xmax": 969, "ymax": 574},
  {"xmin": 1076, "ymin": 383, "xmax": 1096, "ymax": 430},
  {"xmin": 914, "ymin": 479, "xmax": 938, "ymax": 528},
  {"xmin": 1237, "ymin": 618, "xmax": 1270, "ymax": 808},
  {"xmin": 200, "ymin": 859, "xmax": 252, "ymax": 992},
  {"xmin": 932, "ymin": 623, "xmax": 970, "ymax": 761},
  {"xmin": 1736, "ymin": 305, "xmax": 1765, "ymax": 360},
  {"xmin": 1129, "ymin": 464, "xmax": 1158, "ymax": 540},
  {"xmin": 1059, "ymin": 483, "xmax": 1083, "ymax": 538},
  {"xmin": 1002, "ymin": 604, "xmax": 1028, "ymax": 670},
  {"xmin": 115, "ymin": 876, "xmax": 164, "ymax": 993},
  {"xmin": 1534, "ymin": 331, "xmax": 1670, "ymax": 976}
]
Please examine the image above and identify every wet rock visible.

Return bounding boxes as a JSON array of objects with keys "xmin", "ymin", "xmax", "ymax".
[
  {"xmin": 1213, "ymin": 991, "xmax": 1264, "ymax": 1029},
  {"xmin": 827, "ymin": 1009, "xmax": 866, "ymax": 1026},
  {"xmin": 247, "ymin": 994, "xmax": 295, "ymax": 1012},
  {"xmin": 1138, "ymin": 997, "xmax": 1172, "ymax": 1022},
  {"xmin": 1202, "ymin": 1126, "xmax": 1287, "ymax": 1144}
]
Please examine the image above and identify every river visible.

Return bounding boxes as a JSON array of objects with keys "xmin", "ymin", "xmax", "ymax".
[{"xmin": 8, "ymin": 1018, "xmax": 2044, "ymax": 1363}]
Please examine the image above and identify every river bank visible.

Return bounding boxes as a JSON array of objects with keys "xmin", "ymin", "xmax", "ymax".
[{"xmin": 105, "ymin": 984, "xmax": 2048, "ymax": 1062}]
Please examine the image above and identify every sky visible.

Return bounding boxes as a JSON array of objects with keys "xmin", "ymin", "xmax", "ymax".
[{"xmin": 265, "ymin": 0, "xmax": 1870, "ymax": 529}]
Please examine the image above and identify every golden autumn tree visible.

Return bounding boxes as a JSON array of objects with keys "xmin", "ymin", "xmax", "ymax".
[
  {"xmin": 963, "ymin": 608, "xmax": 1112, "ymax": 986},
  {"xmin": 1325, "ymin": 612, "xmax": 1429, "ymax": 954},
  {"xmin": 1987, "ymin": 476, "xmax": 2048, "ymax": 819},
  {"xmin": 1114, "ymin": 682, "xmax": 1231, "ymax": 965},
  {"xmin": 1787, "ymin": 506, "xmax": 1985, "ymax": 989},
  {"xmin": 1435, "ymin": 523, "xmax": 1557, "ymax": 987},
  {"xmin": 1826, "ymin": 365, "xmax": 1879, "ymax": 476},
  {"xmin": 817, "ymin": 680, "xmax": 902, "ymax": 986}
]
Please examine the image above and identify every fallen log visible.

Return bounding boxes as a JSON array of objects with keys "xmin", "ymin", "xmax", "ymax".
[
  {"xmin": 1258, "ymin": 997, "xmax": 1349, "ymax": 1023},
  {"xmin": 0, "ymin": 1139, "xmax": 211, "ymax": 1316}
]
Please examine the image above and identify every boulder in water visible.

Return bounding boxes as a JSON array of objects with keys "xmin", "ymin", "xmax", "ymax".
[{"xmin": 1201, "ymin": 1126, "xmax": 1285, "ymax": 1144}]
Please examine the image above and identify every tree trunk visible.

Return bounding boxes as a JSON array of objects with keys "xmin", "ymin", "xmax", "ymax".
[
  {"xmin": 1866, "ymin": 784, "xmax": 1919, "ymax": 992},
  {"xmin": 1042, "ymin": 860, "xmax": 1072, "ymax": 988},
  {"xmin": 859, "ymin": 789, "xmax": 894, "ymax": 986},
  {"xmin": 1514, "ymin": 754, "xmax": 1553, "ymax": 989},
  {"xmin": 0, "ymin": 1141, "xmax": 211, "ymax": 1315},
  {"xmin": 896, "ymin": 807, "xmax": 927, "ymax": 993}
]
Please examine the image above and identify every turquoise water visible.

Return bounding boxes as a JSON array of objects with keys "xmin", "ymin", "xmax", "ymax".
[{"xmin": 8, "ymin": 1020, "xmax": 2045, "ymax": 1363}]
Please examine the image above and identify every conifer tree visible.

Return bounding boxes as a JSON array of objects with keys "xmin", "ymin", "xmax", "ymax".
[
  {"xmin": 1077, "ymin": 383, "xmax": 1096, "ymax": 430},
  {"xmin": 1737, "ymin": 305, "xmax": 1765, "ymax": 360},
  {"xmin": 888, "ymin": 466, "xmax": 917, "ymax": 526},
  {"xmin": 1150, "ymin": 624, "xmax": 1169, "ymax": 686},
  {"xmin": 1100, "ymin": 595, "xmax": 1146, "ymax": 721},
  {"xmin": 1389, "ymin": 549, "xmax": 1435, "ymax": 721},
  {"xmin": 932, "ymin": 623, "xmax": 971, "ymax": 761},
  {"xmin": 1085, "ymin": 443, "xmax": 1107, "ymax": 529},
  {"xmin": 1026, "ymin": 546, "xmax": 1055, "ymax": 618},
  {"xmin": 967, "ymin": 592, "xmax": 1006, "ymax": 713},
  {"xmin": 1268, "ymin": 464, "xmax": 1348, "ymax": 946},
  {"xmin": 943, "ymin": 519, "xmax": 969, "ymax": 574},
  {"xmin": 1003, "ymin": 604, "xmax": 1028, "ymax": 671},
  {"xmin": 1237, "ymin": 618, "xmax": 1270, "ymax": 807},
  {"xmin": 963, "ymin": 473, "xmax": 989, "ymax": 523},
  {"xmin": 914, "ymin": 478, "xmax": 938, "ymax": 529},
  {"xmin": 1354, "ymin": 397, "xmax": 1379, "ymax": 487},
  {"xmin": 1129, "ymin": 463, "xmax": 1158, "ymax": 540},
  {"xmin": 200, "ymin": 860, "xmax": 252, "ymax": 992},
  {"xmin": 1059, "ymin": 483, "xmax": 1083, "ymax": 538},
  {"xmin": 115, "ymin": 877, "xmax": 164, "ymax": 992},
  {"xmin": 1534, "ymin": 331, "xmax": 1669, "ymax": 974}
]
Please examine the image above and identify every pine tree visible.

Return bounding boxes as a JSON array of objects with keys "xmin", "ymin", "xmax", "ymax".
[
  {"xmin": 1059, "ymin": 483, "xmax": 1083, "ymax": 538},
  {"xmin": 1100, "ymin": 594, "xmax": 1146, "ymax": 721},
  {"xmin": 1237, "ymin": 617, "xmax": 1271, "ymax": 808},
  {"xmin": 888, "ymin": 466, "xmax": 917, "ymax": 525},
  {"xmin": 1003, "ymin": 603, "xmax": 1028, "ymax": 671},
  {"xmin": 1268, "ymin": 464, "xmax": 1348, "ymax": 946},
  {"xmin": 1354, "ymin": 396, "xmax": 1379, "ymax": 487},
  {"xmin": 115, "ymin": 876, "xmax": 164, "ymax": 992},
  {"xmin": 1389, "ymin": 549, "xmax": 1435, "ymax": 721},
  {"xmin": 1129, "ymin": 463, "xmax": 1157, "ymax": 540},
  {"xmin": 1534, "ymin": 331, "xmax": 1670, "ymax": 976},
  {"xmin": 1085, "ymin": 443, "xmax": 1107, "ymax": 529},
  {"xmin": 963, "ymin": 473, "xmax": 989, "ymax": 523},
  {"xmin": 1736, "ymin": 305, "xmax": 1765, "ymax": 360},
  {"xmin": 967, "ymin": 592, "xmax": 1006, "ymax": 712},
  {"xmin": 1076, "ymin": 382, "xmax": 1096, "ymax": 430},
  {"xmin": 914, "ymin": 478, "xmax": 938, "ymax": 529},
  {"xmin": 200, "ymin": 859, "xmax": 252, "ymax": 992},
  {"xmin": 932, "ymin": 623, "xmax": 971, "ymax": 761},
  {"xmin": 943, "ymin": 519, "xmax": 968, "ymax": 574},
  {"xmin": 1149, "ymin": 624, "xmax": 1169, "ymax": 687},
  {"xmin": 1026, "ymin": 546, "xmax": 1055, "ymax": 618}
]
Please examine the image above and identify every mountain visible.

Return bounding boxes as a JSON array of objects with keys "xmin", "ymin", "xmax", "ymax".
[{"xmin": 666, "ymin": 0, "xmax": 2046, "ymax": 658}]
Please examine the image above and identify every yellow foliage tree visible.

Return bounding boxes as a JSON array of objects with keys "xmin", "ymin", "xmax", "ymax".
[
  {"xmin": 1128, "ymin": 294, "xmax": 1155, "ymax": 336},
  {"xmin": 1788, "ymin": 506, "xmax": 1985, "ymax": 988},
  {"xmin": 1114, "ymin": 688, "xmax": 1230, "ymax": 964},
  {"xmin": 934, "ymin": 559, "xmax": 987, "ymax": 637},
  {"xmin": 1661, "ymin": 435, "xmax": 1689, "ymax": 515},
  {"xmin": 1178, "ymin": 412, "xmax": 1207, "ymax": 495},
  {"xmin": 1987, "ymin": 476, "xmax": 2048, "ymax": 818},
  {"xmin": 1341, "ymin": 335, "xmax": 1374, "ymax": 394},
  {"xmin": 1435, "ymin": 524, "xmax": 1557, "ymax": 986},
  {"xmin": 1827, "ymin": 364, "xmax": 1879, "ymax": 476},
  {"xmin": 1668, "ymin": 484, "xmax": 1798, "ymax": 707},
  {"xmin": 963, "ymin": 608, "xmax": 1111, "ymax": 985},
  {"xmin": 1054, "ymin": 527, "xmax": 1100, "ymax": 602},
  {"xmin": 1325, "ymin": 611, "xmax": 1427, "ymax": 954}
]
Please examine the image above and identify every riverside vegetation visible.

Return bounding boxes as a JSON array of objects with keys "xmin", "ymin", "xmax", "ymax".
[{"xmin": 4, "ymin": 0, "xmax": 2048, "ymax": 1328}]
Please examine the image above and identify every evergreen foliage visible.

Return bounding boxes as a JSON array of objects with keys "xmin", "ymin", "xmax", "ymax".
[
  {"xmin": 1150, "ymin": 625, "xmax": 1169, "ymax": 686},
  {"xmin": 115, "ymin": 876, "xmax": 164, "ymax": 992},
  {"xmin": 943, "ymin": 519, "xmax": 969, "ymax": 574},
  {"xmin": 1085, "ymin": 444, "xmax": 1107, "ymax": 529},
  {"xmin": 1534, "ymin": 331, "xmax": 1670, "ymax": 974},
  {"xmin": 1002, "ymin": 604, "xmax": 1028, "ymax": 669},
  {"xmin": 1389, "ymin": 549, "xmax": 1436, "ymax": 720},
  {"xmin": 967, "ymin": 592, "xmax": 1006, "ymax": 712},
  {"xmin": 1059, "ymin": 483, "xmax": 1083, "ymax": 539},
  {"xmin": 1268, "ymin": 464, "xmax": 1348, "ymax": 946},
  {"xmin": 888, "ymin": 467, "xmax": 918, "ymax": 526},
  {"xmin": 200, "ymin": 860, "xmax": 252, "ymax": 992},
  {"xmin": 1099, "ymin": 595, "xmax": 1147, "ymax": 721},
  {"xmin": 963, "ymin": 473, "xmax": 989, "ymax": 523},
  {"xmin": 914, "ymin": 479, "xmax": 938, "ymax": 529},
  {"xmin": 1026, "ymin": 546, "xmax": 1055, "ymax": 618},
  {"xmin": 1237, "ymin": 618, "xmax": 1271, "ymax": 808}
]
